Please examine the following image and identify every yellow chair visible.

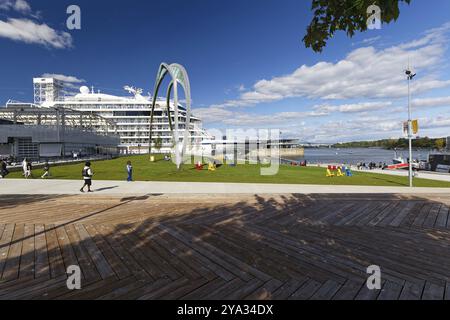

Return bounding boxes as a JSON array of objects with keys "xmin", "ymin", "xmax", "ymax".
[
  {"xmin": 208, "ymin": 162, "xmax": 216, "ymax": 172},
  {"xmin": 337, "ymin": 168, "xmax": 345, "ymax": 177},
  {"xmin": 326, "ymin": 169, "xmax": 335, "ymax": 177}
]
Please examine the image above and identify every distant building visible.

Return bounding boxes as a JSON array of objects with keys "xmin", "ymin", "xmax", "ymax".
[
  {"xmin": 447, "ymin": 136, "xmax": 450, "ymax": 151},
  {"xmin": 33, "ymin": 77, "xmax": 65, "ymax": 104},
  {"xmin": 29, "ymin": 77, "xmax": 211, "ymax": 154},
  {"xmin": 0, "ymin": 103, "xmax": 119, "ymax": 160}
]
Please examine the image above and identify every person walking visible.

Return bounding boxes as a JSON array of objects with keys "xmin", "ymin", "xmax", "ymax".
[
  {"xmin": 126, "ymin": 161, "xmax": 133, "ymax": 182},
  {"xmin": 22, "ymin": 158, "xmax": 28, "ymax": 178},
  {"xmin": 41, "ymin": 161, "xmax": 50, "ymax": 179},
  {"xmin": 80, "ymin": 161, "xmax": 94, "ymax": 193},
  {"xmin": 0, "ymin": 158, "xmax": 9, "ymax": 178}
]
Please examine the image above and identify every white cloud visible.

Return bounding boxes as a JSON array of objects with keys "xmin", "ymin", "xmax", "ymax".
[
  {"xmin": 41, "ymin": 73, "xmax": 85, "ymax": 84},
  {"xmin": 0, "ymin": 0, "xmax": 31, "ymax": 14},
  {"xmin": 0, "ymin": 18, "xmax": 72, "ymax": 49},
  {"xmin": 211, "ymin": 22, "xmax": 450, "ymax": 109},
  {"xmin": 313, "ymin": 101, "xmax": 393, "ymax": 114},
  {"xmin": 412, "ymin": 96, "xmax": 450, "ymax": 109}
]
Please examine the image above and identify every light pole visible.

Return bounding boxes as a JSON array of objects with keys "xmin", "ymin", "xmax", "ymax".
[{"xmin": 405, "ymin": 68, "xmax": 416, "ymax": 188}]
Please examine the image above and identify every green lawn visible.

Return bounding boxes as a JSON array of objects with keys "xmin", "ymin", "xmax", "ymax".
[{"xmin": 7, "ymin": 154, "xmax": 450, "ymax": 188}]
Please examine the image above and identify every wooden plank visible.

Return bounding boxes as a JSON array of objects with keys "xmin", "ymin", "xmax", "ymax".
[
  {"xmin": 422, "ymin": 204, "xmax": 442, "ymax": 228},
  {"xmin": 399, "ymin": 202, "xmax": 425, "ymax": 228},
  {"xmin": 1, "ymin": 224, "xmax": 24, "ymax": 281},
  {"xmin": 104, "ymin": 277, "xmax": 171, "ymax": 300},
  {"xmin": 54, "ymin": 225, "xmax": 79, "ymax": 272},
  {"xmin": 159, "ymin": 278, "xmax": 209, "ymax": 300},
  {"xmin": 100, "ymin": 225, "xmax": 163, "ymax": 280},
  {"xmin": 0, "ymin": 225, "xmax": 5, "ymax": 243},
  {"xmin": 137, "ymin": 277, "xmax": 191, "ymax": 300},
  {"xmin": 422, "ymin": 282, "xmax": 445, "ymax": 300},
  {"xmin": 223, "ymin": 280, "xmax": 264, "ymax": 300},
  {"xmin": 206, "ymin": 278, "xmax": 247, "ymax": 300},
  {"xmin": 155, "ymin": 231, "xmax": 215, "ymax": 280},
  {"xmin": 399, "ymin": 281, "xmax": 425, "ymax": 300},
  {"xmin": 377, "ymin": 281, "xmax": 403, "ymax": 300},
  {"xmin": 44, "ymin": 225, "xmax": 67, "ymax": 278},
  {"xmin": 244, "ymin": 279, "xmax": 284, "ymax": 300},
  {"xmin": 1, "ymin": 275, "xmax": 67, "ymax": 300},
  {"xmin": 355, "ymin": 281, "xmax": 384, "ymax": 300},
  {"xmin": 445, "ymin": 283, "xmax": 450, "ymax": 300},
  {"xmin": 117, "ymin": 226, "xmax": 180, "ymax": 280},
  {"xmin": 332, "ymin": 279, "xmax": 365, "ymax": 300},
  {"xmin": 310, "ymin": 280, "xmax": 342, "ymax": 300},
  {"xmin": 289, "ymin": 279, "xmax": 322, "ymax": 300},
  {"xmin": 435, "ymin": 206, "xmax": 449, "ymax": 229},
  {"xmin": 93, "ymin": 224, "xmax": 150, "ymax": 281},
  {"xmin": 0, "ymin": 224, "xmax": 15, "ymax": 279},
  {"xmin": 159, "ymin": 224, "xmax": 266, "ymax": 282},
  {"xmin": 18, "ymin": 224, "xmax": 35, "ymax": 279},
  {"xmin": 412, "ymin": 203, "xmax": 432, "ymax": 227},
  {"xmin": 97, "ymin": 277, "xmax": 170, "ymax": 300},
  {"xmin": 64, "ymin": 224, "xmax": 101, "ymax": 283},
  {"xmin": 367, "ymin": 203, "xmax": 400, "ymax": 226},
  {"xmin": 74, "ymin": 224, "xmax": 115, "ymax": 280},
  {"xmin": 34, "ymin": 224, "xmax": 50, "ymax": 279},
  {"xmin": 181, "ymin": 277, "xmax": 228, "ymax": 300},
  {"xmin": 390, "ymin": 202, "xmax": 419, "ymax": 227},
  {"xmin": 378, "ymin": 202, "xmax": 409, "ymax": 227},
  {"xmin": 271, "ymin": 278, "xmax": 308, "ymax": 300},
  {"xmin": 355, "ymin": 202, "xmax": 392, "ymax": 226},
  {"xmin": 84, "ymin": 224, "xmax": 131, "ymax": 280}
]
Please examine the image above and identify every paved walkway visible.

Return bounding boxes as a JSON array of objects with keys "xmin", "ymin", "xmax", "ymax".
[
  {"xmin": 0, "ymin": 193, "xmax": 449, "ymax": 300},
  {"xmin": 355, "ymin": 168, "xmax": 450, "ymax": 182},
  {"xmin": 1, "ymin": 179, "xmax": 450, "ymax": 195}
]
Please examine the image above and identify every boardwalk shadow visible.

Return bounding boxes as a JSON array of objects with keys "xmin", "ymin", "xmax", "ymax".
[{"xmin": 0, "ymin": 193, "xmax": 449, "ymax": 300}]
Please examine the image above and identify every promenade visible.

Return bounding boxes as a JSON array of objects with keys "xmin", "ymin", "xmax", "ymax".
[
  {"xmin": 1, "ymin": 179, "xmax": 450, "ymax": 195},
  {"xmin": 0, "ymin": 192, "xmax": 449, "ymax": 300}
]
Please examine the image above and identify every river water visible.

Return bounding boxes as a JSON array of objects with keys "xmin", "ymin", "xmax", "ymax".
[{"xmin": 289, "ymin": 148, "xmax": 432, "ymax": 166}]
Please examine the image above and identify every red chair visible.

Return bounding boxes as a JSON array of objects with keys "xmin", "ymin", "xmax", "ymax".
[{"xmin": 195, "ymin": 162, "xmax": 203, "ymax": 170}]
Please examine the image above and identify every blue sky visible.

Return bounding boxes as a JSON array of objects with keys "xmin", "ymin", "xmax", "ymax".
[{"xmin": 1, "ymin": 0, "xmax": 450, "ymax": 142}]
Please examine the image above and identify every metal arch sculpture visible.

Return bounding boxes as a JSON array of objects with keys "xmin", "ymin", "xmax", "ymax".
[{"xmin": 148, "ymin": 63, "xmax": 192, "ymax": 169}]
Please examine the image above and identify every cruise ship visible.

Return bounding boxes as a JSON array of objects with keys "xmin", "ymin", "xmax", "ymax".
[{"xmin": 25, "ymin": 77, "xmax": 211, "ymax": 154}]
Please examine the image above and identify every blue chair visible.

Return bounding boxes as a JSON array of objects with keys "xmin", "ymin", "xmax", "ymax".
[{"xmin": 346, "ymin": 169, "xmax": 353, "ymax": 177}]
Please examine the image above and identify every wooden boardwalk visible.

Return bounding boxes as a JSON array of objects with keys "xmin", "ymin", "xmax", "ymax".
[{"xmin": 0, "ymin": 193, "xmax": 449, "ymax": 300}]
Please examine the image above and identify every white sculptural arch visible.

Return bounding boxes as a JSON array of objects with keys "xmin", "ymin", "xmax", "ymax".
[{"xmin": 148, "ymin": 63, "xmax": 192, "ymax": 169}]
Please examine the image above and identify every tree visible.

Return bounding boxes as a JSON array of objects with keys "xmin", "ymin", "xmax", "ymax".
[
  {"xmin": 153, "ymin": 135, "xmax": 163, "ymax": 154},
  {"xmin": 435, "ymin": 138, "xmax": 445, "ymax": 150},
  {"xmin": 303, "ymin": 0, "xmax": 412, "ymax": 52}
]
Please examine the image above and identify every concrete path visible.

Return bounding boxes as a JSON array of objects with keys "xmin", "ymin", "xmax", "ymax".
[
  {"xmin": 355, "ymin": 168, "xmax": 450, "ymax": 182},
  {"xmin": 1, "ymin": 179, "xmax": 449, "ymax": 195}
]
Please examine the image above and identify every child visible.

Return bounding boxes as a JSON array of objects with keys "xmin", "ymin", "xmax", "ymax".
[
  {"xmin": 126, "ymin": 161, "xmax": 133, "ymax": 182},
  {"xmin": 80, "ymin": 162, "xmax": 94, "ymax": 192},
  {"xmin": 41, "ymin": 161, "xmax": 50, "ymax": 179},
  {"xmin": 25, "ymin": 160, "xmax": 32, "ymax": 179}
]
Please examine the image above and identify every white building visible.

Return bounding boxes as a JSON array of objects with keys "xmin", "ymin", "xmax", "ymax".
[
  {"xmin": 31, "ymin": 78, "xmax": 211, "ymax": 154},
  {"xmin": 33, "ymin": 78, "xmax": 65, "ymax": 104}
]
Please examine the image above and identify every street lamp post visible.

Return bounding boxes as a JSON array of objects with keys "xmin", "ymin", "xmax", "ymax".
[{"xmin": 406, "ymin": 68, "xmax": 416, "ymax": 188}]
